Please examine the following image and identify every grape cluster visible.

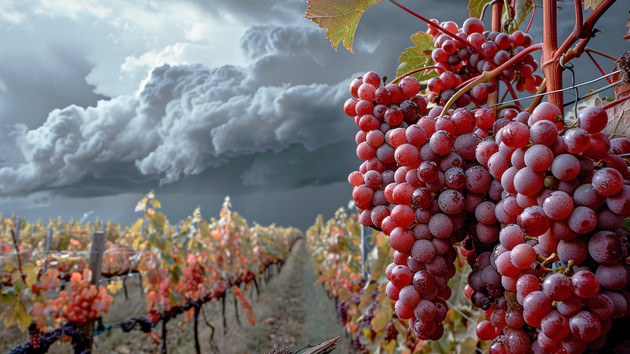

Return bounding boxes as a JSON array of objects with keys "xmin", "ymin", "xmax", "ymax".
[
  {"xmin": 425, "ymin": 18, "xmax": 541, "ymax": 107},
  {"xmin": 54, "ymin": 272, "xmax": 114, "ymax": 323},
  {"xmin": 28, "ymin": 324, "xmax": 41, "ymax": 350},
  {"xmin": 345, "ymin": 69, "xmax": 630, "ymax": 349},
  {"xmin": 467, "ymin": 103, "xmax": 630, "ymax": 353}
]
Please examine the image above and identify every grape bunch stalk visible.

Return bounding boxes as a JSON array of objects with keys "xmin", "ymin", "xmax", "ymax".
[
  {"xmin": 425, "ymin": 18, "xmax": 541, "ymax": 107},
  {"xmin": 344, "ymin": 27, "xmax": 630, "ymax": 353}
]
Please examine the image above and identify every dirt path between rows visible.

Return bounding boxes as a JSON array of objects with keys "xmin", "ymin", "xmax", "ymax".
[{"xmin": 196, "ymin": 238, "xmax": 352, "ymax": 353}]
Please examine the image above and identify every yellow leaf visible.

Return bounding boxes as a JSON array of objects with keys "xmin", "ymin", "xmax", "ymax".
[
  {"xmin": 21, "ymin": 263, "xmax": 37, "ymax": 274},
  {"xmin": 381, "ymin": 339, "xmax": 397, "ymax": 354},
  {"xmin": 131, "ymin": 218, "xmax": 144, "ymax": 236},
  {"xmin": 4, "ymin": 257, "xmax": 15, "ymax": 273},
  {"xmin": 583, "ymin": 0, "xmax": 605, "ymax": 11},
  {"xmin": 150, "ymin": 199, "xmax": 161, "ymax": 209},
  {"xmin": 107, "ymin": 279, "xmax": 123, "ymax": 294},
  {"xmin": 304, "ymin": 0, "xmax": 384, "ymax": 53},
  {"xmin": 4, "ymin": 302, "xmax": 30, "ymax": 332},
  {"xmin": 371, "ymin": 308, "xmax": 391, "ymax": 331}
]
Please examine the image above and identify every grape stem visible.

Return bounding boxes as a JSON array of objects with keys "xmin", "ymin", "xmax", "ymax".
[
  {"xmin": 389, "ymin": 66, "xmax": 440, "ymax": 84},
  {"xmin": 526, "ymin": 78, "xmax": 547, "ymax": 113},
  {"xmin": 602, "ymin": 94, "xmax": 630, "ymax": 111},
  {"xmin": 525, "ymin": 5, "xmax": 537, "ymax": 34},
  {"xmin": 388, "ymin": 0, "xmax": 519, "ymax": 101},
  {"xmin": 540, "ymin": 252, "xmax": 557, "ymax": 267},
  {"xmin": 440, "ymin": 43, "xmax": 544, "ymax": 116},
  {"xmin": 584, "ymin": 48, "xmax": 618, "ymax": 62},
  {"xmin": 562, "ymin": 259, "xmax": 575, "ymax": 276},
  {"xmin": 586, "ymin": 52, "xmax": 612, "ymax": 84},
  {"xmin": 488, "ymin": 0, "xmax": 503, "ymax": 107}
]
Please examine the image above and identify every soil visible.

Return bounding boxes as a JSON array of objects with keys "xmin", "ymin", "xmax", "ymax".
[{"xmin": 0, "ymin": 239, "xmax": 352, "ymax": 354}]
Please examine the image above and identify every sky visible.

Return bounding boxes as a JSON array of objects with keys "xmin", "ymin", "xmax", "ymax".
[{"xmin": 0, "ymin": 0, "xmax": 628, "ymax": 230}]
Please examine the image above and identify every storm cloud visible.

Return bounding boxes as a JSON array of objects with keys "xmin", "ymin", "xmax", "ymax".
[{"xmin": 0, "ymin": 25, "xmax": 359, "ymax": 196}]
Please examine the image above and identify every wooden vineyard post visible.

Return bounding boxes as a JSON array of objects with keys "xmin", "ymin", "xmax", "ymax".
[
  {"xmin": 361, "ymin": 225, "xmax": 374, "ymax": 279},
  {"xmin": 77, "ymin": 231, "xmax": 105, "ymax": 353},
  {"xmin": 43, "ymin": 228, "xmax": 53, "ymax": 272},
  {"xmin": 89, "ymin": 231, "xmax": 105, "ymax": 287}
]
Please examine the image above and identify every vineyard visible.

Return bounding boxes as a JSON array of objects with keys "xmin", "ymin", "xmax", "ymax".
[
  {"xmin": 2, "ymin": 0, "xmax": 630, "ymax": 353},
  {"xmin": 0, "ymin": 193, "xmax": 304, "ymax": 353}
]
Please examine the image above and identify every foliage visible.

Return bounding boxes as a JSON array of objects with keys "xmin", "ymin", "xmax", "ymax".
[
  {"xmin": 0, "ymin": 193, "xmax": 301, "ymax": 352},
  {"xmin": 304, "ymin": 0, "xmax": 384, "ymax": 53}
]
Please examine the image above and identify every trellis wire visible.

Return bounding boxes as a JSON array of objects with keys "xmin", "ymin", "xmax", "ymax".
[{"xmin": 485, "ymin": 69, "xmax": 623, "ymax": 108}]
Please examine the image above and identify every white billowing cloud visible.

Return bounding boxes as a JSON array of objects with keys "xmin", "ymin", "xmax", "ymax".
[
  {"xmin": 0, "ymin": 2, "xmax": 26, "ymax": 25},
  {"xmin": 0, "ymin": 25, "xmax": 355, "ymax": 195},
  {"xmin": 33, "ymin": 0, "xmax": 111, "ymax": 20},
  {"xmin": 0, "ymin": 0, "xmax": 254, "ymax": 100}
]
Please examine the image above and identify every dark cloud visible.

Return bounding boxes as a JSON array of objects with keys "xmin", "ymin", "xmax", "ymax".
[
  {"xmin": 0, "ymin": 44, "xmax": 107, "ymax": 129},
  {"xmin": 0, "ymin": 25, "xmax": 363, "ymax": 198}
]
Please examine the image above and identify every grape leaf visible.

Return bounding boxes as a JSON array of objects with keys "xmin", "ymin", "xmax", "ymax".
[
  {"xmin": 612, "ymin": 66, "xmax": 630, "ymax": 99},
  {"xmin": 131, "ymin": 218, "xmax": 143, "ymax": 236},
  {"xmin": 509, "ymin": 0, "xmax": 536, "ymax": 33},
  {"xmin": 396, "ymin": 31, "xmax": 437, "ymax": 81},
  {"xmin": 468, "ymin": 0, "xmax": 493, "ymax": 18},
  {"xmin": 582, "ymin": 0, "xmax": 605, "ymax": 11},
  {"xmin": 304, "ymin": 0, "xmax": 384, "ymax": 53},
  {"xmin": 604, "ymin": 98, "xmax": 630, "ymax": 140},
  {"xmin": 107, "ymin": 279, "xmax": 123, "ymax": 294}
]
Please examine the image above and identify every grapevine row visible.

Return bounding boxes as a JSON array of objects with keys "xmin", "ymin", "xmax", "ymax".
[{"xmin": 0, "ymin": 193, "xmax": 301, "ymax": 353}]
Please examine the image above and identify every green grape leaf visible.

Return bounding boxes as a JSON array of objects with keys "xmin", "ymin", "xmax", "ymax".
[
  {"xmin": 509, "ymin": 0, "xmax": 536, "ymax": 33},
  {"xmin": 396, "ymin": 31, "xmax": 437, "ymax": 81},
  {"xmin": 583, "ymin": 0, "xmax": 605, "ymax": 10},
  {"xmin": 468, "ymin": 0, "xmax": 493, "ymax": 18},
  {"xmin": 304, "ymin": 0, "xmax": 384, "ymax": 53}
]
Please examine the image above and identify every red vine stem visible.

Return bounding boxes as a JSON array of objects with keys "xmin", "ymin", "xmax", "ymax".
[
  {"xmin": 480, "ymin": 0, "xmax": 501, "ymax": 21},
  {"xmin": 388, "ymin": 0, "xmax": 519, "ymax": 101},
  {"xmin": 586, "ymin": 52, "xmax": 612, "ymax": 84},
  {"xmin": 572, "ymin": 0, "xmax": 584, "ymax": 40},
  {"xmin": 525, "ymin": 4, "xmax": 536, "ymax": 33},
  {"xmin": 389, "ymin": 66, "xmax": 440, "ymax": 84},
  {"xmin": 488, "ymin": 0, "xmax": 503, "ymax": 107},
  {"xmin": 584, "ymin": 48, "xmax": 618, "ymax": 62},
  {"xmin": 542, "ymin": 0, "xmax": 563, "ymax": 108},
  {"xmin": 551, "ymin": 0, "xmax": 616, "ymax": 64},
  {"xmin": 441, "ymin": 43, "xmax": 544, "ymax": 116},
  {"xmin": 603, "ymin": 94, "xmax": 630, "ymax": 111}
]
